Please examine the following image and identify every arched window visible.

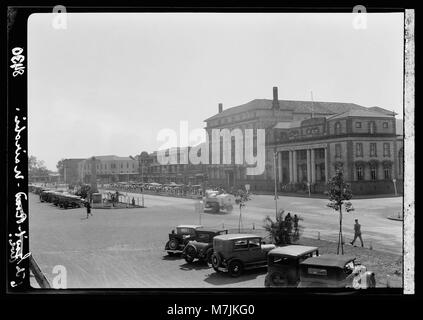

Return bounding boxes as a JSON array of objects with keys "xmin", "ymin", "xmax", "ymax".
[
  {"xmin": 335, "ymin": 122, "xmax": 342, "ymax": 135},
  {"xmin": 356, "ymin": 166, "xmax": 363, "ymax": 180},
  {"xmin": 370, "ymin": 166, "xmax": 377, "ymax": 180}
]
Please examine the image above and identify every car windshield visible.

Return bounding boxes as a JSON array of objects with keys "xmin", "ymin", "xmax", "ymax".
[
  {"xmin": 177, "ymin": 227, "xmax": 195, "ymax": 235},
  {"xmin": 248, "ymin": 238, "xmax": 261, "ymax": 248}
]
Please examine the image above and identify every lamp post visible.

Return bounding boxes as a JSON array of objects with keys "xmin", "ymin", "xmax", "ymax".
[{"xmin": 273, "ymin": 151, "xmax": 278, "ymax": 218}]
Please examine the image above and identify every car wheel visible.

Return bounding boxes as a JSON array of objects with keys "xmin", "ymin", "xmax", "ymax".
[
  {"xmin": 168, "ymin": 238, "xmax": 179, "ymax": 250},
  {"xmin": 211, "ymin": 253, "xmax": 221, "ymax": 272},
  {"xmin": 184, "ymin": 245, "xmax": 196, "ymax": 263},
  {"xmin": 228, "ymin": 260, "xmax": 244, "ymax": 277}
]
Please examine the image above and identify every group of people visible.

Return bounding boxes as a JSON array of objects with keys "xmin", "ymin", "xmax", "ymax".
[{"xmin": 281, "ymin": 211, "xmax": 364, "ymax": 247}]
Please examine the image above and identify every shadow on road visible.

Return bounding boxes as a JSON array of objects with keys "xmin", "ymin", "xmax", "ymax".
[
  {"xmin": 162, "ymin": 254, "xmax": 182, "ymax": 261},
  {"xmin": 179, "ymin": 261, "xmax": 210, "ymax": 271},
  {"xmin": 203, "ymin": 267, "xmax": 267, "ymax": 286}
]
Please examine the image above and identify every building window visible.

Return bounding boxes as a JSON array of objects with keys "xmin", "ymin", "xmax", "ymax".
[
  {"xmin": 369, "ymin": 121, "xmax": 376, "ymax": 134},
  {"xmin": 356, "ymin": 143, "xmax": 363, "ymax": 157},
  {"xmin": 370, "ymin": 166, "xmax": 377, "ymax": 181},
  {"xmin": 335, "ymin": 144, "xmax": 342, "ymax": 158},
  {"xmin": 335, "ymin": 122, "xmax": 342, "ymax": 135},
  {"xmin": 357, "ymin": 166, "xmax": 363, "ymax": 180},
  {"xmin": 370, "ymin": 143, "xmax": 377, "ymax": 157},
  {"xmin": 384, "ymin": 167, "xmax": 391, "ymax": 180},
  {"xmin": 355, "ymin": 122, "xmax": 362, "ymax": 128},
  {"xmin": 383, "ymin": 122, "xmax": 389, "ymax": 128},
  {"xmin": 383, "ymin": 143, "xmax": 391, "ymax": 157}
]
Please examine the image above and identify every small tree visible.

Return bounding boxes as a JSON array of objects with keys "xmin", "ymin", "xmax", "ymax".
[
  {"xmin": 263, "ymin": 210, "xmax": 302, "ymax": 245},
  {"xmin": 234, "ymin": 189, "xmax": 251, "ymax": 232},
  {"xmin": 75, "ymin": 184, "xmax": 92, "ymax": 200},
  {"xmin": 326, "ymin": 169, "xmax": 354, "ymax": 255}
]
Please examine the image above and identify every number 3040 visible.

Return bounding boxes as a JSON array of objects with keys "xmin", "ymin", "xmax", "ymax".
[{"xmin": 10, "ymin": 47, "xmax": 25, "ymax": 77}]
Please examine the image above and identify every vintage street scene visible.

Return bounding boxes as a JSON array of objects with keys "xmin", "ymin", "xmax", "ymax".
[{"xmin": 27, "ymin": 12, "xmax": 404, "ymax": 289}]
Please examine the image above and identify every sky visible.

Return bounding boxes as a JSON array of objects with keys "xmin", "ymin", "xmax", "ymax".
[{"xmin": 28, "ymin": 12, "xmax": 404, "ymax": 171}]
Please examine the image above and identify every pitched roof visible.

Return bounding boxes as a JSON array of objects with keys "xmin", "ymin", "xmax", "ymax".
[
  {"xmin": 205, "ymin": 99, "xmax": 379, "ymax": 121},
  {"xmin": 90, "ymin": 155, "xmax": 135, "ymax": 161},
  {"xmin": 326, "ymin": 108, "xmax": 393, "ymax": 120},
  {"xmin": 369, "ymin": 106, "xmax": 397, "ymax": 116}
]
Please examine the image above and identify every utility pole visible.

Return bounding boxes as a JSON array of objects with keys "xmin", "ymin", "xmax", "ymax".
[{"xmin": 274, "ymin": 151, "xmax": 278, "ymax": 218}]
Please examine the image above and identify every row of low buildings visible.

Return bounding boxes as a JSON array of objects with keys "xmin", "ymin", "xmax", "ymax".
[{"xmin": 62, "ymin": 87, "xmax": 403, "ymax": 195}]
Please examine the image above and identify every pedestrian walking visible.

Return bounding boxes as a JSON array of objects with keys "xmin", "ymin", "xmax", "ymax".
[
  {"xmin": 85, "ymin": 200, "xmax": 92, "ymax": 219},
  {"xmin": 350, "ymin": 219, "xmax": 364, "ymax": 247}
]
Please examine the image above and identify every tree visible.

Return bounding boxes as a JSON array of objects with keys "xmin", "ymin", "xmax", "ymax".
[
  {"xmin": 75, "ymin": 184, "xmax": 92, "ymax": 200},
  {"xmin": 234, "ymin": 188, "xmax": 251, "ymax": 232},
  {"xmin": 263, "ymin": 210, "xmax": 302, "ymax": 245},
  {"xmin": 326, "ymin": 169, "xmax": 354, "ymax": 255},
  {"xmin": 56, "ymin": 159, "xmax": 65, "ymax": 179},
  {"xmin": 28, "ymin": 155, "xmax": 50, "ymax": 179}
]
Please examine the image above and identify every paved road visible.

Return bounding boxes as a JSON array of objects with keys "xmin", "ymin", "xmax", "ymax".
[
  {"xmin": 104, "ymin": 190, "xmax": 403, "ymax": 254},
  {"xmin": 29, "ymin": 192, "xmax": 402, "ymax": 288}
]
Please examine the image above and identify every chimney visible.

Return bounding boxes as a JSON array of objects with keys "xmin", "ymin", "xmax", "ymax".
[
  {"xmin": 272, "ymin": 87, "xmax": 280, "ymax": 110},
  {"xmin": 218, "ymin": 103, "xmax": 223, "ymax": 113}
]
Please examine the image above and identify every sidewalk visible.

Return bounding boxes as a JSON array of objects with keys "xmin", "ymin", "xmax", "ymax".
[{"xmin": 252, "ymin": 191, "xmax": 403, "ymax": 200}]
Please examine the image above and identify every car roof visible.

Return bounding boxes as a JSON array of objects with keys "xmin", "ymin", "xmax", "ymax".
[
  {"xmin": 196, "ymin": 227, "xmax": 227, "ymax": 233},
  {"xmin": 300, "ymin": 254, "xmax": 356, "ymax": 268},
  {"xmin": 177, "ymin": 225, "xmax": 203, "ymax": 229},
  {"xmin": 268, "ymin": 245, "xmax": 319, "ymax": 258},
  {"xmin": 214, "ymin": 234, "xmax": 261, "ymax": 241}
]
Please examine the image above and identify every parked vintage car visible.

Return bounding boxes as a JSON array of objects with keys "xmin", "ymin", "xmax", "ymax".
[
  {"xmin": 264, "ymin": 245, "xmax": 319, "ymax": 287},
  {"xmin": 211, "ymin": 234, "xmax": 276, "ymax": 277},
  {"xmin": 165, "ymin": 225, "xmax": 203, "ymax": 255},
  {"xmin": 298, "ymin": 254, "xmax": 376, "ymax": 288},
  {"xmin": 40, "ymin": 190, "xmax": 84, "ymax": 209},
  {"xmin": 182, "ymin": 228, "xmax": 229, "ymax": 264}
]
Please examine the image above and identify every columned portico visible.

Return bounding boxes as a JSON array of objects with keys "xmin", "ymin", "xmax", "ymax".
[
  {"xmin": 311, "ymin": 148, "xmax": 316, "ymax": 183},
  {"xmin": 306, "ymin": 149, "xmax": 311, "ymax": 183},
  {"xmin": 288, "ymin": 150, "xmax": 293, "ymax": 182},
  {"xmin": 277, "ymin": 144, "xmax": 328, "ymax": 186}
]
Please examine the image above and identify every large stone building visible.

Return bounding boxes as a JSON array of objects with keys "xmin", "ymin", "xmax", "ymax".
[
  {"xmin": 203, "ymin": 87, "xmax": 403, "ymax": 195},
  {"xmin": 59, "ymin": 87, "xmax": 403, "ymax": 195},
  {"xmin": 77, "ymin": 155, "xmax": 139, "ymax": 183},
  {"xmin": 137, "ymin": 148, "xmax": 207, "ymax": 185}
]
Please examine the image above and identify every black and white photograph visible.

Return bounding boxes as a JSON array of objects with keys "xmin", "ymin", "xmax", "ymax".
[{"xmin": 6, "ymin": 5, "xmax": 415, "ymax": 299}]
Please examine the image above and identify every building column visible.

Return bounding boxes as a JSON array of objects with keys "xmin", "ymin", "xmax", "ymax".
[
  {"xmin": 306, "ymin": 149, "xmax": 311, "ymax": 183},
  {"xmin": 324, "ymin": 147, "xmax": 329, "ymax": 183},
  {"xmin": 292, "ymin": 150, "xmax": 297, "ymax": 183},
  {"xmin": 278, "ymin": 151, "xmax": 283, "ymax": 184},
  {"xmin": 288, "ymin": 150, "xmax": 293, "ymax": 183},
  {"xmin": 311, "ymin": 149, "xmax": 316, "ymax": 183}
]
